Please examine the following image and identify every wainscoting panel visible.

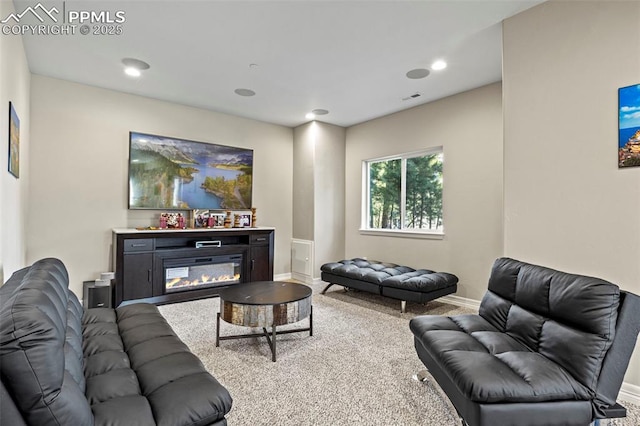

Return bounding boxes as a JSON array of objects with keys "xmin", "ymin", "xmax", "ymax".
[{"xmin": 291, "ymin": 239, "xmax": 314, "ymax": 284}]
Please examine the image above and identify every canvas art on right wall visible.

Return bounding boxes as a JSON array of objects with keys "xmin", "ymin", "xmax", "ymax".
[{"xmin": 618, "ymin": 84, "xmax": 640, "ymax": 168}]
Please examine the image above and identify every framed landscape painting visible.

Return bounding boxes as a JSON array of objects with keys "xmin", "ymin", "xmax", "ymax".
[
  {"xmin": 128, "ymin": 132, "xmax": 253, "ymax": 210},
  {"xmin": 8, "ymin": 102, "xmax": 19, "ymax": 178},
  {"xmin": 618, "ymin": 84, "xmax": 640, "ymax": 168}
]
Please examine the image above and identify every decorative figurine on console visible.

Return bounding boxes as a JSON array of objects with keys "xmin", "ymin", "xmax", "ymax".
[{"xmin": 159, "ymin": 214, "xmax": 167, "ymax": 229}]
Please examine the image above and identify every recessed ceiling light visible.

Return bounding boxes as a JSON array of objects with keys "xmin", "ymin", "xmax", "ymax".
[
  {"xmin": 311, "ymin": 109, "xmax": 329, "ymax": 115},
  {"xmin": 121, "ymin": 58, "xmax": 150, "ymax": 77},
  {"xmin": 431, "ymin": 60, "xmax": 447, "ymax": 71},
  {"xmin": 305, "ymin": 112, "xmax": 316, "ymax": 120},
  {"xmin": 125, "ymin": 67, "xmax": 141, "ymax": 77},
  {"xmin": 406, "ymin": 68, "xmax": 430, "ymax": 79},
  {"xmin": 234, "ymin": 88, "xmax": 256, "ymax": 97}
]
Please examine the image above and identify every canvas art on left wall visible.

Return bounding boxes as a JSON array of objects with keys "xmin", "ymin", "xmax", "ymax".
[
  {"xmin": 8, "ymin": 102, "xmax": 19, "ymax": 178},
  {"xmin": 618, "ymin": 84, "xmax": 640, "ymax": 168}
]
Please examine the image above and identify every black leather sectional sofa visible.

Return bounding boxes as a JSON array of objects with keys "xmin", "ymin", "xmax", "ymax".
[
  {"xmin": 0, "ymin": 258, "xmax": 233, "ymax": 426},
  {"xmin": 410, "ymin": 257, "xmax": 640, "ymax": 426},
  {"xmin": 321, "ymin": 258, "xmax": 458, "ymax": 312}
]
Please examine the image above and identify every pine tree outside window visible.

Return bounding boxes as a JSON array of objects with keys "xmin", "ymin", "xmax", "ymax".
[{"xmin": 363, "ymin": 148, "xmax": 443, "ymax": 235}]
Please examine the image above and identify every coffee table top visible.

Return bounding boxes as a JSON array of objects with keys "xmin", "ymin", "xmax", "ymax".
[{"xmin": 218, "ymin": 281, "xmax": 312, "ymax": 305}]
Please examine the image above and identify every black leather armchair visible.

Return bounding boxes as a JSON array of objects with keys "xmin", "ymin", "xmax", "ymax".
[{"xmin": 410, "ymin": 258, "xmax": 640, "ymax": 426}]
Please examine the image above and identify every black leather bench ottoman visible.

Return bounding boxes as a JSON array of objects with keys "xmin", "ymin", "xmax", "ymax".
[{"xmin": 320, "ymin": 258, "xmax": 458, "ymax": 312}]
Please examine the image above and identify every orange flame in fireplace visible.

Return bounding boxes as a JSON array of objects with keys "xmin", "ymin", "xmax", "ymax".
[
  {"xmin": 167, "ymin": 278, "xmax": 181, "ymax": 288},
  {"xmin": 166, "ymin": 273, "xmax": 241, "ymax": 289}
]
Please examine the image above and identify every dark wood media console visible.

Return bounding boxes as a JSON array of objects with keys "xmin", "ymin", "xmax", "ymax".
[{"xmin": 112, "ymin": 227, "xmax": 274, "ymax": 307}]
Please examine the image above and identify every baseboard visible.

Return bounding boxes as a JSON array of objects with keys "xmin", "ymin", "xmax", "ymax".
[
  {"xmin": 290, "ymin": 272, "xmax": 314, "ymax": 284},
  {"xmin": 439, "ymin": 294, "xmax": 481, "ymax": 311},
  {"xmin": 274, "ymin": 272, "xmax": 292, "ymax": 281},
  {"xmin": 439, "ymin": 294, "xmax": 639, "ymax": 406},
  {"xmin": 279, "ymin": 273, "xmax": 323, "ymax": 285},
  {"xmin": 619, "ymin": 382, "xmax": 640, "ymax": 405}
]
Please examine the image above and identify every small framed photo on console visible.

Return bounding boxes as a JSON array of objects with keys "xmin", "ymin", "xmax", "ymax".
[
  {"xmin": 193, "ymin": 209, "xmax": 210, "ymax": 228},
  {"xmin": 234, "ymin": 211, "xmax": 252, "ymax": 228},
  {"xmin": 209, "ymin": 212, "xmax": 226, "ymax": 228},
  {"xmin": 161, "ymin": 212, "xmax": 185, "ymax": 229}
]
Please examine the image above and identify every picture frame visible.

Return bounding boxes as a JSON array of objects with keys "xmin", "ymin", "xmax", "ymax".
[
  {"xmin": 8, "ymin": 102, "xmax": 19, "ymax": 178},
  {"xmin": 128, "ymin": 131, "xmax": 253, "ymax": 209},
  {"xmin": 161, "ymin": 212, "xmax": 185, "ymax": 229},
  {"xmin": 618, "ymin": 84, "xmax": 640, "ymax": 168},
  {"xmin": 210, "ymin": 212, "xmax": 226, "ymax": 228},
  {"xmin": 235, "ymin": 211, "xmax": 252, "ymax": 228},
  {"xmin": 193, "ymin": 209, "xmax": 210, "ymax": 228}
]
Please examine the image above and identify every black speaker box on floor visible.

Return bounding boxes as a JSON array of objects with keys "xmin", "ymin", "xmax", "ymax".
[{"xmin": 83, "ymin": 281, "xmax": 112, "ymax": 309}]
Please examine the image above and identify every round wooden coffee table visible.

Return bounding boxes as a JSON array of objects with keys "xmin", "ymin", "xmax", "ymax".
[{"xmin": 215, "ymin": 281, "xmax": 313, "ymax": 361}]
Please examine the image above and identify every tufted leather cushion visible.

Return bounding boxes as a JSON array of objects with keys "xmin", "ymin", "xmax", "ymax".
[
  {"xmin": 1, "ymin": 258, "xmax": 233, "ymax": 426},
  {"xmin": 410, "ymin": 314, "xmax": 593, "ymax": 403},
  {"xmin": 0, "ymin": 258, "xmax": 93, "ymax": 426},
  {"xmin": 480, "ymin": 258, "xmax": 619, "ymax": 391},
  {"xmin": 382, "ymin": 270, "xmax": 458, "ymax": 292},
  {"xmin": 84, "ymin": 303, "xmax": 233, "ymax": 426},
  {"xmin": 410, "ymin": 257, "xmax": 621, "ymax": 408},
  {"xmin": 321, "ymin": 258, "xmax": 458, "ymax": 292}
]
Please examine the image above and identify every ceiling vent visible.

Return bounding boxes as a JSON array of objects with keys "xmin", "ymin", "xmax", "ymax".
[{"xmin": 402, "ymin": 93, "xmax": 421, "ymax": 101}]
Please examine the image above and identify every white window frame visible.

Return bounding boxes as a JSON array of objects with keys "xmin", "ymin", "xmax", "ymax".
[{"xmin": 360, "ymin": 147, "xmax": 444, "ymax": 239}]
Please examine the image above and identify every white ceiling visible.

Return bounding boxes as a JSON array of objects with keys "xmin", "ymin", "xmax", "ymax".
[{"xmin": 15, "ymin": 0, "xmax": 544, "ymax": 128}]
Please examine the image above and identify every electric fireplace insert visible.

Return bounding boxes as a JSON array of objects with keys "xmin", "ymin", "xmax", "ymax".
[{"xmin": 164, "ymin": 254, "xmax": 242, "ymax": 293}]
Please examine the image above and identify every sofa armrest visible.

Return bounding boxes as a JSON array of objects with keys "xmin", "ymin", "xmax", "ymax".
[
  {"xmin": 594, "ymin": 291, "xmax": 640, "ymax": 416},
  {"xmin": 1, "ymin": 380, "xmax": 27, "ymax": 426}
]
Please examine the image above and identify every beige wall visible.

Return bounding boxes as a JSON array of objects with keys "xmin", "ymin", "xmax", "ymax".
[
  {"xmin": 313, "ymin": 122, "xmax": 346, "ymax": 277},
  {"xmin": 292, "ymin": 121, "xmax": 346, "ymax": 278},
  {"xmin": 28, "ymin": 76, "xmax": 293, "ymax": 297},
  {"xmin": 345, "ymin": 83, "xmax": 504, "ymax": 301},
  {"xmin": 503, "ymin": 0, "xmax": 640, "ymax": 387},
  {"xmin": 0, "ymin": 0, "xmax": 30, "ymax": 282},
  {"xmin": 292, "ymin": 123, "xmax": 315, "ymax": 241}
]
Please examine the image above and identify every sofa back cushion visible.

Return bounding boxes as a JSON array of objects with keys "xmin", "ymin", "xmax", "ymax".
[
  {"xmin": 479, "ymin": 258, "xmax": 619, "ymax": 393},
  {"xmin": 0, "ymin": 258, "xmax": 93, "ymax": 426}
]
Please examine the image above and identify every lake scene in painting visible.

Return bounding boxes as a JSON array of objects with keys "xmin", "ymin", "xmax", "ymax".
[{"xmin": 129, "ymin": 132, "xmax": 253, "ymax": 209}]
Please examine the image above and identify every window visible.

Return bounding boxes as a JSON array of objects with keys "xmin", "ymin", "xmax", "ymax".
[{"xmin": 363, "ymin": 148, "xmax": 443, "ymax": 235}]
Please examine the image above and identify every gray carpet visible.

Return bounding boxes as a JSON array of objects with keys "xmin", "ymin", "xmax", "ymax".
[{"xmin": 159, "ymin": 283, "xmax": 640, "ymax": 425}]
